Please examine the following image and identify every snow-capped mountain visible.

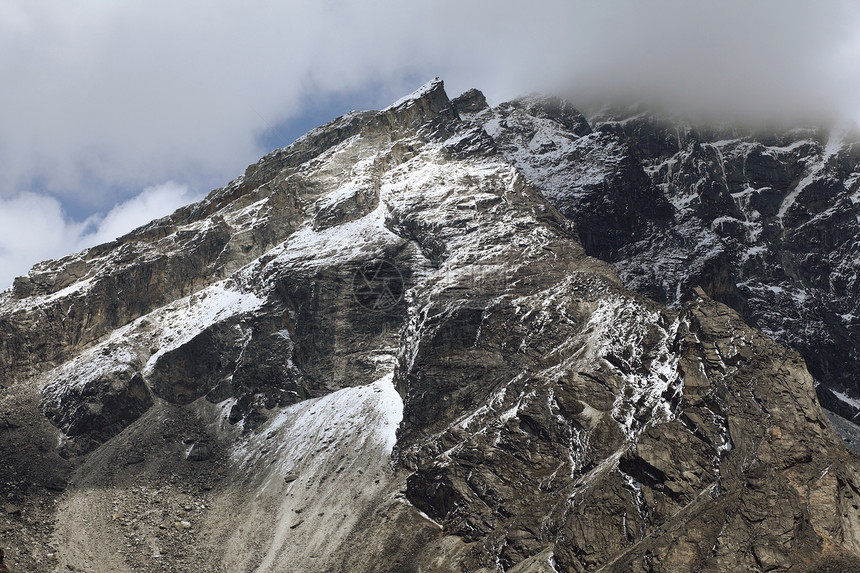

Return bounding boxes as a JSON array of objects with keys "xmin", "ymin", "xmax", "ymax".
[{"xmin": 1, "ymin": 80, "xmax": 859, "ymax": 572}]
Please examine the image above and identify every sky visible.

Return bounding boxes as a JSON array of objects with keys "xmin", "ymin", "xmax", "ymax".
[{"xmin": 1, "ymin": 0, "xmax": 859, "ymax": 288}]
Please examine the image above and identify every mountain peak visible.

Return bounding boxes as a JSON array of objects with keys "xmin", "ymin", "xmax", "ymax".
[
  {"xmin": 451, "ymin": 88, "xmax": 489, "ymax": 115},
  {"xmin": 382, "ymin": 77, "xmax": 445, "ymax": 111}
]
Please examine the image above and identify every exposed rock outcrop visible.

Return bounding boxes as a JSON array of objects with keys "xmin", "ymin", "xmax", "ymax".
[{"xmin": 459, "ymin": 98, "xmax": 860, "ymax": 433}]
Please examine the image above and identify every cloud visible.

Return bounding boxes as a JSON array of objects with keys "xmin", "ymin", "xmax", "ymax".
[
  {"xmin": 0, "ymin": 182, "xmax": 201, "ymax": 290},
  {"xmin": 1, "ymin": 1, "xmax": 859, "ymax": 284},
  {"xmin": 3, "ymin": 1, "xmax": 858, "ymax": 202},
  {"xmin": 552, "ymin": 1, "xmax": 860, "ymax": 122},
  {"xmin": 0, "ymin": 192, "xmax": 84, "ymax": 289},
  {"xmin": 80, "ymin": 182, "xmax": 200, "ymax": 247}
]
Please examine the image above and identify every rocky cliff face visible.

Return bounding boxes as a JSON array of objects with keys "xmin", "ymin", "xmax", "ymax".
[
  {"xmin": 1, "ymin": 80, "xmax": 859, "ymax": 572},
  {"xmin": 456, "ymin": 97, "xmax": 860, "ymax": 431}
]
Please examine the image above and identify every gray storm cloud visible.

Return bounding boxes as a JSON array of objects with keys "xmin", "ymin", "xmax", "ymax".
[{"xmin": 1, "ymin": 0, "xmax": 859, "ymax": 286}]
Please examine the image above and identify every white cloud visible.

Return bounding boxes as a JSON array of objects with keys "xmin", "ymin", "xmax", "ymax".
[
  {"xmin": 79, "ymin": 182, "xmax": 199, "ymax": 247},
  {"xmin": 1, "ymin": 0, "xmax": 860, "ymax": 287},
  {"xmin": 0, "ymin": 193, "xmax": 84, "ymax": 289},
  {"xmin": 0, "ymin": 182, "xmax": 201, "ymax": 290},
  {"xmin": 3, "ymin": 1, "xmax": 858, "ymax": 206}
]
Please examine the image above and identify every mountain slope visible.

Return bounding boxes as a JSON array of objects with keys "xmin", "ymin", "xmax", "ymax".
[
  {"xmin": 457, "ymin": 95, "xmax": 860, "ymax": 430},
  {"xmin": 0, "ymin": 80, "xmax": 859, "ymax": 572}
]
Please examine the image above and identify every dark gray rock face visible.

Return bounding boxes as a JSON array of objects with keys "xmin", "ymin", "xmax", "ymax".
[
  {"xmin": 41, "ymin": 364, "xmax": 153, "ymax": 455},
  {"xmin": 1, "ymin": 79, "xmax": 859, "ymax": 572},
  {"xmin": 460, "ymin": 98, "xmax": 672, "ymax": 262},
  {"xmin": 460, "ymin": 98, "xmax": 860, "ymax": 429}
]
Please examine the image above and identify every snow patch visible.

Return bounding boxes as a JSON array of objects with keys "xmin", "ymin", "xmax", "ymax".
[
  {"xmin": 41, "ymin": 279, "xmax": 266, "ymax": 398},
  {"xmin": 262, "ymin": 202, "xmax": 401, "ymax": 270},
  {"xmin": 833, "ymin": 390, "xmax": 860, "ymax": 411},
  {"xmin": 383, "ymin": 78, "xmax": 442, "ymax": 111},
  {"xmin": 580, "ymin": 296, "xmax": 683, "ymax": 440},
  {"xmin": 226, "ymin": 372, "xmax": 403, "ymax": 572},
  {"xmin": 232, "ymin": 372, "xmax": 403, "ymax": 470},
  {"xmin": 143, "ymin": 283, "xmax": 265, "ymax": 373},
  {"xmin": 778, "ymin": 127, "xmax": 848, "ymax": 227}
]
